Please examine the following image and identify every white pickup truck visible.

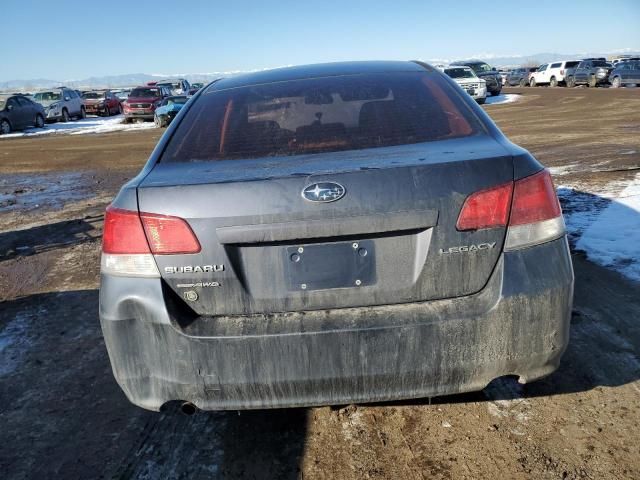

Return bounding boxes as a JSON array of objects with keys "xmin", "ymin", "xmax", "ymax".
[{"xmin": 529, "ymin": 60, "xmax": 580, "ymax": 87}]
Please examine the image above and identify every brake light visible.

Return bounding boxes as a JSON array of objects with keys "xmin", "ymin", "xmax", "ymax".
[
  {"xmin": 506, "ymin": 170, "xmax": 564, "ymax": 250},
  {"xmin": 140, "ymin": 212, "xmax": 201, "ymax": 254},
  {"xmin": 509, "ymin": 170, "xmax": 561, "ymax": 225},
  {"xmin": 101, "ymin": 206, "xmax": 200, "ymax": 277},
  {"xmin": 456, "ymin": 169, "xmax": 565, "ymax": 251},
  {"xmin": 103, "ymin": 207, "xmax": 150, "ymax": 254},
  {"xmin": 456, "ymin": 182, "xmax": 513, "ymax": 231}
]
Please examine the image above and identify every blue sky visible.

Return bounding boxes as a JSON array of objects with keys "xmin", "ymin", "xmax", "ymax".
[{"xmin": 3, "ymin": 0, "xmax": 639, "ymax": 81}]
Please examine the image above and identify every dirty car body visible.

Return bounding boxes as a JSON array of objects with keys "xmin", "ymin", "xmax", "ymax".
[{"xmin": 99, "ymin": 61, "xmax": 573, "ymax": 411}]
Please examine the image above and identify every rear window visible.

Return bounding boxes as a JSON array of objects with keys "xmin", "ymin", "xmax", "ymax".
[{"xmin": 161, "ymin": 72, "xmax": 482, "ymax": 163}]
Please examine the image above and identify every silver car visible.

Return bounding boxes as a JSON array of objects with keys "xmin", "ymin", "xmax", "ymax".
[
  {"xmin": 33, "ymin": 87, "xmax": 85, "ymax": 122},
  {"xmin": 100, "ymin": 61, "xmax": 573, "ymax": 413}
]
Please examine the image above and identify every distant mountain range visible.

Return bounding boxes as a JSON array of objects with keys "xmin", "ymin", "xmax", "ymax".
[
  {"xmin": 0, "ymin": 72, "xmax": 234, "ymax": 92},
  {"xmin": 2, "ymin": 50, "xmax": 638, "ymax": 91}
]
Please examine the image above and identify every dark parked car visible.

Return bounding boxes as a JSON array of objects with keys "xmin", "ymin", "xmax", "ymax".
[
  {"xmin": 122, "ymin": 86, "xmax": 170, "ymax": 122},
  {"xmin": 567, "ymin": 60, "xmax": 613, "ymax": 87},
  {"xmin": 82, "ymin": 90, "xmax": 122, "ymax": 116},
  {"xmin": 609, "ymin": 61, "xmax": 640, "ymax": 88},
  {"xmin": 504, "ymin": 67, "xmax": 537, "ymax": 87},
  {"xmin": 100, "ymin": 61, "xmax": 573, "ymax": 412},
  {"xmin": 154, "ymin": 95, "xmax": 188, "ymax": 127},
  {"xmin": 0, "ymin": 94, "xmax": 46, "ymax": 134},
  {"xmin": 450, "ymin": 60, "xmax": 502, "ymax": 95}
]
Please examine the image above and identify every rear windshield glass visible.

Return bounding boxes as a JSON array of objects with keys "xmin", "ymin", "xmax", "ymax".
[
  {"xmin": 129, "ymin": 88, "xmax": 160, "ymax": 98},
  {"xmin": 161, "ymin": 72, "xmax": 482, "ymax": 162}
]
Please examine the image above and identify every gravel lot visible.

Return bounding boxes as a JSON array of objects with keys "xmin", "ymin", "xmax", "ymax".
[{"xmin": 1, "ymin": 87, "xmax": 639, "ymax": 480}]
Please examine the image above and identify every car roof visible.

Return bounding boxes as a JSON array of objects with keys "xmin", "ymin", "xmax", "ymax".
[{"xmin": 209, "ymin": 61, "xmax": 430, "ymax": 91}]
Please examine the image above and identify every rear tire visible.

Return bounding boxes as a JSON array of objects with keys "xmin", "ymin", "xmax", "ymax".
[
  {"xmin": 61, "ymin": 108, "xmax": 70, "ymax": 122},
  {"xmin": 79, "ymin": 106, "xmax": 86, "ymax": 120},
  {"xmin": 550, "ymin": 76, "xmax": 558, "ymax": 88},
  {"xmin": 566, "ymin": 76, "xmax": 575, "ymax": 88},
  {"xmin": 35, "ymin": 114, "xmax": 45, "ymax": 128},
  {"xmin": 117, "ymin": 103, "xmax": 123, "ymax": 114},
  {"xmin": 0, "ymin": 119, "xmax": 11, "ymax": 135},
  {"xmin": 611, "ymin": 76, "xmax": 622, "ymax": 88}
]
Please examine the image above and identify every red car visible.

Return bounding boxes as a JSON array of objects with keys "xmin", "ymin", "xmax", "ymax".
[
  {"xmin": 82, "ymin": 90, "xmax": 122, "ymax": 116},
  {"xmin": 122, "ymin": 86, "xmax": 171, "ymax": 122}
]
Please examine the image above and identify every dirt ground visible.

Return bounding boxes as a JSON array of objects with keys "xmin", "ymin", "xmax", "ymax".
[{"xmin": 1, "ymin": 87, "xmax": 639, "ymax": 480}]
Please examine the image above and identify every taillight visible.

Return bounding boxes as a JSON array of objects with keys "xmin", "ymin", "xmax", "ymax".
[
  {"xmin": 140, "ymin": 212, "xmax": 201, "ymax": 254},
  {"xmin": 505, "ymin": 170, "xmax": 565, "ymax": 250},
  {"xmin": 456, "ymin": 169, "xmax": 565, "ymax": 251},
  {"xmin": 456, "ymin": 182, "xmax": 513, "ymax": 231},
  {"xmin": 509, "ymin": 169, "xmax": 561, "ymax": 226},
  {"xmin": 101, "ymin": 206, "xmax": 200, "ymax": 277},
  {"xmin": 103, "ymin": 207, "xmax": 150, "ymax": 254}
]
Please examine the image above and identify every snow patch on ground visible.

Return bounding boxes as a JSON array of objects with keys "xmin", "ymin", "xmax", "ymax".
[
  {"xmin": 559, "ymin": 173, "xmax": 640, "ymax": 282},
  {"xmin": 485, "ymin": 94, "xmax": 521, "ymax": 105},
  {"xmin": 0, "ymin": 115, "xmax": 154, "ymax": 139}
]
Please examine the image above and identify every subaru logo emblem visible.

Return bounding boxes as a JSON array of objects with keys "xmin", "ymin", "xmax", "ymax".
[{"xmin": 302, "ymin": 182, "xmax": 346, "ymax": 203}]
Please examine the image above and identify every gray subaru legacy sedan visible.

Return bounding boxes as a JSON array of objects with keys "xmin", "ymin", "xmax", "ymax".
[{"xmin": 100, "ymin": 61, "xmax": 573, "ymax": 412}]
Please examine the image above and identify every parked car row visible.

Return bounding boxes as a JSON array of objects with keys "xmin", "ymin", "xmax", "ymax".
[
  {"xmin": 122, "ymin": 78, "xmax": 202, "ymax": 125},
  {"xmin": 504, "ymin": 57, "xmax": 640, "ymax": 88},
  {"xmin": 0, "ymin": 80, "xmax": 206, "ymax": 133}
]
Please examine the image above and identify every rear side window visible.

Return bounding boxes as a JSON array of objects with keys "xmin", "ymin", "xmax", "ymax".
[
  {"xmin": 550, "ymin": 63, "xmax": 561, "ymax": 68},
  {"xmin": 162, "ymin": 72, "xmax": 482, "ymax": 162}
]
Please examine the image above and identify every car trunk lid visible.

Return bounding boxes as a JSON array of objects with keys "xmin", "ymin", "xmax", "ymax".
[{"xmin": 137, "ymin": 136, "xmax": 513, "ymax": 316}]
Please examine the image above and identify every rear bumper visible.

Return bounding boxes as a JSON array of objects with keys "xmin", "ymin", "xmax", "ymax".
[{"xmin": 99, "ymin": 237, "xmax": 574, "ymax": 411}]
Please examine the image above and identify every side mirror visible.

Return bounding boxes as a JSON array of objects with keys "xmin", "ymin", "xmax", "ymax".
[
  {"xmin": 64, "ymin": 96, "xmax": 70, "ymax": 101},
  {"xmin": 7, "ymin": 104, "xmax": 13, "ymax": 111}
]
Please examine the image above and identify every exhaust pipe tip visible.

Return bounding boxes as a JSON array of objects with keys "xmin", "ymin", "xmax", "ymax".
[{"xmin": 180, "ymin": 401, "xmax": 198, "ymax": 416}]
